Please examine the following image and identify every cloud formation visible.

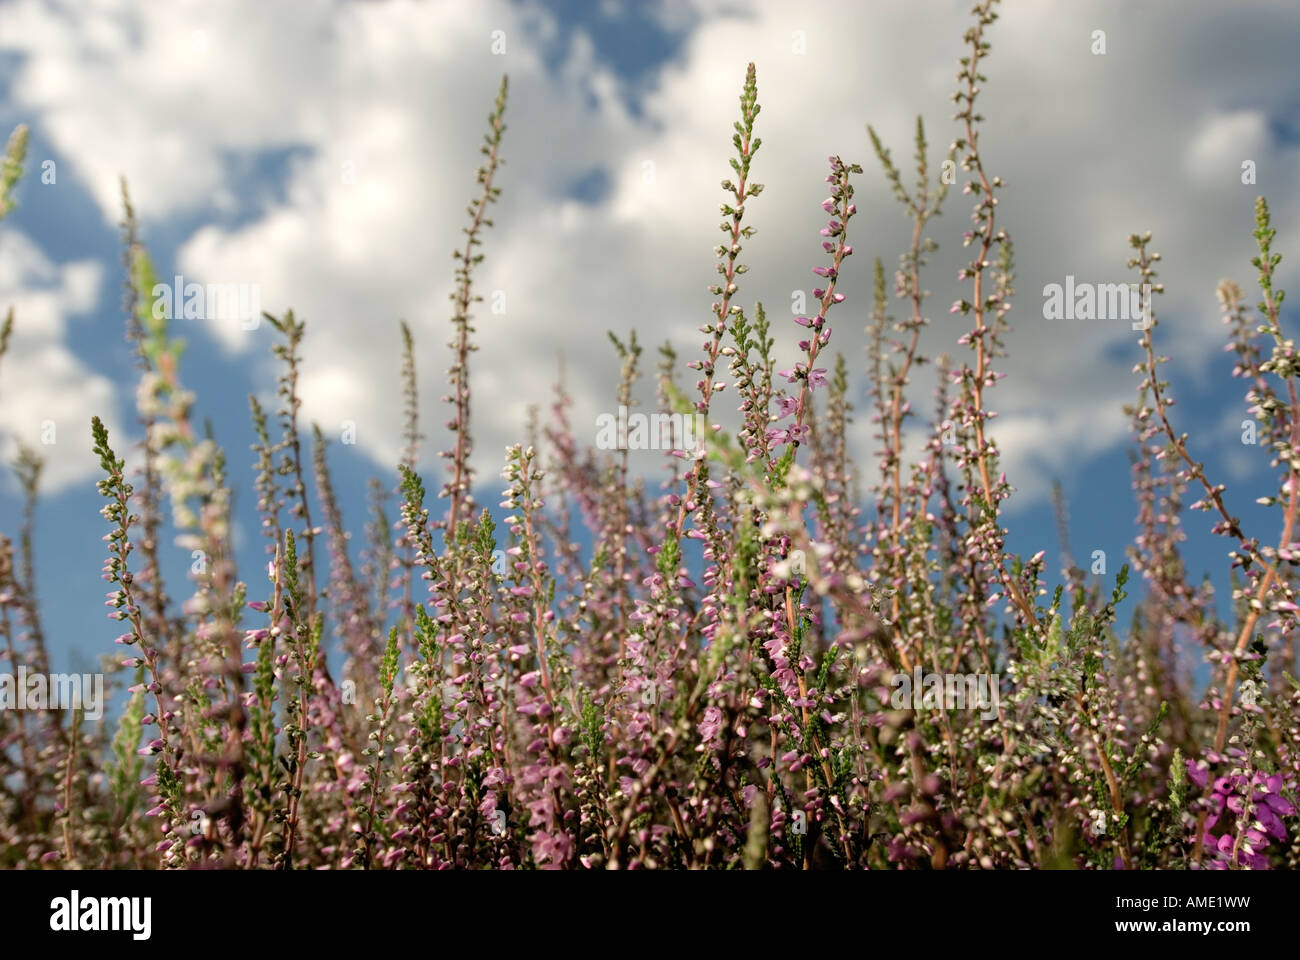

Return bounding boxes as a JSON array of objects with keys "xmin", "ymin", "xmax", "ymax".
[
  {"xmin": 0, "ymin": 228, "xmax": 116, "ymax": 493},
  {"xmin": 2, "ymin": 0, "xmax": 1298, "ymax": 508}
]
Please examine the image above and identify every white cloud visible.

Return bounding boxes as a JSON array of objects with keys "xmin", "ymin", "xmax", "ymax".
[
  {"xmin": 1185, "ymin": 110, "xmax": 1269, "ymax": 187},
  {"xmin": 3, "ymin": 0, "xmax": 339, "ymax": 219},
  {"xmin": 3, "ymin": 0, "xmax": 1298, "ymax": 515},
  {"xmin": 0, "ymin": 228, "xmax": 118, "ymax": 493}
]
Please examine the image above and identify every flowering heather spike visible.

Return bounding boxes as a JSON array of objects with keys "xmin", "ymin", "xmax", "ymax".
[
  {"xmin": 441, "ymin": 75, "xmax": 508, "ymax": 539},
  {"xmin": 948, "ymin": 0, "xmax": 1041, "ymax": 645},
  {"xmin": 866, "ymin": 113, "xmax": 952, "ymax": 643},
  {"xmin": 108, "ymin": 664, "xmax": 148, "ymax": 834},
  {"xmin": 248, "ymin": 394, "xmax": 283, "ymax": 559},
  {"xmin": 11, "ymin": 445, "xmax": 51, "ymax": 683},
  {"xmin": 271, "ymin": 528, "xmax": 322, "ymax": 868},
  {"xmin": 91, "ymin": 416, "xmax": 185, "ymax": 863},
  {"xmin": 265, "ymin": 309, "xmax": 318, "ymax": 623},
  {"xmin": 774, "ymin": 154, "xmax": 860, "ymax": 459},
  {"xmin": 357, "ymin": 625, "xmax": 400, "ymax": 868},
  {"xmin": 124, "ymin": 230, "xmax": 250, "ymax": 862},
  {"xmin": 313, "ymin": 424, "xmax": 380, "ymax": 693},
  {"xmin": 0, "ymin": 306, "xmax": 12, "ymax": 370},
  {"xmin": 119, "ymin": 181, "xmax": 173, "ymax": 666},
  {"xmin": 0, "ymin": 124, "xmax": 27, "ymax": 220},
  {"xmin": 362, "ymin": 476, "xmax": 395, "ymax": 632},
  {"xmin": 399, "ymin": 320, "xmax": 422, "ymax": 473},
  {"xmin": 674, "ymin": 62, "xmax": 764, "ymax": 546},
  {"xmin": 394, "ymin": 320, "xmax": 424, "ymax": 635}
]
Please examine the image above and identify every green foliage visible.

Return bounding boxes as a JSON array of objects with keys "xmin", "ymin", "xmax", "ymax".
[
  {"xmin": 0, "ymin": 124, "xmax": 27, "ymax": 220},
  {"xmin": 107, "ymin": 668, "xmax": 146, "ymax": 821}
]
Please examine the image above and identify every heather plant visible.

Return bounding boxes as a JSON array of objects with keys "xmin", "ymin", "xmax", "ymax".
[{"xmin": 1, "ymin": 0, "xmax": 1299, "ymax": 871}]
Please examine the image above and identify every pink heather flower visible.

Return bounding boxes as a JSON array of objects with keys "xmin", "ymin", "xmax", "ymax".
[{"xmin": 697, "ymin": 706, "xmax": 724, "ymax": 750}]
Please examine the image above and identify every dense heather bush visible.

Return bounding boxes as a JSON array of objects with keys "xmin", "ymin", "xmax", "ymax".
[{"xmin": 0, "ymin": 1, "xmax": 1297, "ymax": 870}]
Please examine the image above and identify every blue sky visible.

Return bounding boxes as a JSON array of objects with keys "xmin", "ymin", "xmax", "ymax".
[{"xmin": 0, "ymin": 0, "xmax": 1298, "ymax": 682}]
